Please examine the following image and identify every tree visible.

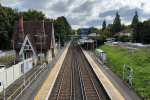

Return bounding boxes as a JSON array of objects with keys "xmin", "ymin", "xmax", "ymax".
[
  {"xmin": 131, "ymin": 11, "xmax": 138, "ymax": 28},
  {"xmin": 76, "ymin": 28, "xmax": 81, "ymax": 35},
  {"xmin": 0, "ymin": 4, "xmax": 10, "ymax": 49},
  {"xmin": 53, "ymin": 16, "xmax": 72, "ymax": 41},
  {"xmin": 112, "ymin": 12, "xmax": 121, "ymax": 34},
  {"xmin": 102, "ymin": 20, "xmax": 106, "ymax": 32}
]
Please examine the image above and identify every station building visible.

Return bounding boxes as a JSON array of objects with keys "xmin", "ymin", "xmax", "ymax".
[{"xmin": 10, "ymin": 13, "xmax": 57, "ymax": 66}]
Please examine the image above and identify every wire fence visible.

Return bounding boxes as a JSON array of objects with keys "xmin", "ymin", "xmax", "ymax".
[{"xmin": 7, "ymin": 63, "xmax": 46, "ymax": 100}]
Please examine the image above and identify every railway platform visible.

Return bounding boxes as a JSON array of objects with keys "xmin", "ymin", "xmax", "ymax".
[
  {"xmin": 82, "ymin": 48, "xmax": 141, "ymax": 100},
  {"xmin": 34, "ymin": 41, "xmax": 141, "ymax": 100}
]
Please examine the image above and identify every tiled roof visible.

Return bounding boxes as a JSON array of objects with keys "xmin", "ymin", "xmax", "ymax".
[{"xmin": 10, "ymin": 21, "xmax": 53, "ymax": 50}]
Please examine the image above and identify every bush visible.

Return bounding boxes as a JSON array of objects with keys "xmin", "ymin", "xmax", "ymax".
[
  {"xmin": 113, "ymin": 34, "xmax": 119, "ymax": 41},
  {"xmin": 92, "ymin": 34, "xmax": 107, "ymax": 45},
  {"xmin": 118, "ymin": 35, "xmax": 128, "ymax": 42},
  {"xmin": 124, "ymin": 37, "xmax": 132, "ymax": 42}
]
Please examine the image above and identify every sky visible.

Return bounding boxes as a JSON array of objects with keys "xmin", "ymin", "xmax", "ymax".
[{"xmin": 1, "ymin": 0, "xmax": 150, "ymax": 30}]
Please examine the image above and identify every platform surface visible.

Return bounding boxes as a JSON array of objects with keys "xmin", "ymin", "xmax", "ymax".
[
  {"xmin": 34, "ymin": 42, "xmax": 71, "ymax": 100},
  {"xmin": 84, "ymin": 50, "xmax": 141, "ymax": 100}
]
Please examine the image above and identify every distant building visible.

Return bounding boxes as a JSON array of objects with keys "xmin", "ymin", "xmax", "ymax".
[
  {"xmin": 81, "ymin": 28, "xmax": 89, "ymax": 35},
  {"xmin": 116, "ymin": 29, "xmax": 133, "ymax": 37},
  {"xmin": 107, "ymin": 24, "xmax": 113, "ymax": 28}
]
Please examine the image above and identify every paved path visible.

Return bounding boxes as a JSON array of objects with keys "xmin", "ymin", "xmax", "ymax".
[{"xmin": 86, "ymin": 50, "xmax": 142, "ymax": 100}]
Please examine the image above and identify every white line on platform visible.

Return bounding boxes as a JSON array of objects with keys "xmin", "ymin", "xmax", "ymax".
[
  {"xmin": 105, "ymin": 68, "xmax": 109, "ymax": 69},
  {"xmin": 96, "ymin": 58, "xmax": 102, "ymax": 64}
]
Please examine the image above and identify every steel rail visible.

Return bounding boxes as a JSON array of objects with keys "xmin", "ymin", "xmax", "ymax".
[
  {"xmin": 76, "ymin": 44, "xmax": 86, "ymax": 100},
  {"xmin": 56, "ymin": 44, "xmax": 71, "ymax": 100},
  {"xmin": 79, "ymin": 44, "xmax": 101, "ymax": 100},
  {"xmin": 57, "ymin": 42, "xmax": 73, "ymax": 100},
  {"xmin": 72, "ymin": 41, "xmax": 75, "ymax": 100},
  {"xmin": 70, "ymin": 41, "xmax": 74, "ymax": 100}
]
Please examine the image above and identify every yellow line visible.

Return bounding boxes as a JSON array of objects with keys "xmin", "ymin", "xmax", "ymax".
[
  {"xmin": 80, "ymin": 46, "xmax": 124, "ymax": 100},
  {"xmin": 34, "ymin": 42, "xmax": 71, "ymax": 100},
  {"xmin": 7, "ymin": 63, "xmax": 45, "ymax": 100}
]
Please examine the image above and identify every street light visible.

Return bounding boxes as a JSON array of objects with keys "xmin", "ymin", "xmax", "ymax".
[
  {"xmin": 34, "ymin": 35, "xmax": 47, "ymax": 66},
  {"xmin": 94, "ymin": 40, "xmax": 97, "ymax": 55},
  {"xmin": 11, "ymin": 40, "xmax": 15, "ymax": 64}
]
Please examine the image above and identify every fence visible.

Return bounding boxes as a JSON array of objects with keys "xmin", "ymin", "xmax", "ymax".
[
  {"xmin": 0, "ymin": 58, "xmax": 33, "ymax": 92},
  {"xmin": 7, "ymin": 63, "xmax": 46, "ymax": 100}
]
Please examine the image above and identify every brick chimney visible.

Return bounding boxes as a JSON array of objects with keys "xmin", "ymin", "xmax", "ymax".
[
  {"xmin": 19, "ymin": 12, "xmax": 24, "ymax": 43},
  {"xmin": 36, "ymin": 14, "xmax": 45, "ymax": 43}
]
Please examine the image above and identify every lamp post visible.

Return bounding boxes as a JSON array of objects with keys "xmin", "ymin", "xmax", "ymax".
[
  {"xmin": 94, "ymin": 40, "xmax": 97, "ymax": 55},
  {"xmin": 34, "ymin": 35, "xmax": 47, "ymax": 66},
  {"xmin": 11, "ymin": 40, "xmax": 15, "ymax": 64}
]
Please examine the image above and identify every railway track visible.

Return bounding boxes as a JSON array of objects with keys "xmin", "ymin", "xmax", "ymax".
[{"xmin": 49, "ymin": 41, "xmax": 108, "ymax": 100}]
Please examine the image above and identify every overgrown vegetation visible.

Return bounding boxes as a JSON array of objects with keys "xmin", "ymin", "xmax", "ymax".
[{"xmin": 94, "ymin": 45, "xmax": 150, "ymax": 99}]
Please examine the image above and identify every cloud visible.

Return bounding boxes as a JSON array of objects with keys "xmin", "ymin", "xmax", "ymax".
[
  {"xmin": 48, "ymin": 1, "xmax": 68, "ymax": 12},
  {"xmin": 71, "ymin": 1, "xmax": 95, "ymax": 13},
  {"xmin": 1, "ymin": 0, "xmax": 150, "ymax": 30}
]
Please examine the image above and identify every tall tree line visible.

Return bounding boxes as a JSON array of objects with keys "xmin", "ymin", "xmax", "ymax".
[{"xmin": 0, "ymin": 4, "xmax": 72, "ymax": 49}]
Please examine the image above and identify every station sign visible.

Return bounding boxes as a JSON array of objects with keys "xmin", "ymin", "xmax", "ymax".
[{"xmin": 124, "ymin": 65, "xmax": 131, "ymax": 71}]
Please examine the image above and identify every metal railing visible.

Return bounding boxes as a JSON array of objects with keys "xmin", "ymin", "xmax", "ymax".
[{"xmin": 7, "ymin": 63, "xmax": 46, "ymax": 100}]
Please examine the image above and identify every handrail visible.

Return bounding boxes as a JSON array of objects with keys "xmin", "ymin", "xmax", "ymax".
[{"xmin": 7, "ymin": 63, "xmax": 46, "ymax": 100}]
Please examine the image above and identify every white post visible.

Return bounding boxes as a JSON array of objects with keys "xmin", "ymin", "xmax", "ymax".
[
  {"xmin": 22, "ymin": 52, "xmax": 25, "ymax": 86},
  {"xmin": 131, "ymin": 48, "xmax": 133, "ymax": 69},
  {"xmin": 3, "ymin": 81, "xmax": 5, "ymax": 100}
]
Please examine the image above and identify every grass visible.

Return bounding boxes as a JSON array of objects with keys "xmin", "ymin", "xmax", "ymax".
[
  {"xmin": 0, "ymin": 55, "xmax": 15, "ymax": 61},
  {"xmin": 93, "ymin": 45, "xmax": 150, "ymax": 100}
]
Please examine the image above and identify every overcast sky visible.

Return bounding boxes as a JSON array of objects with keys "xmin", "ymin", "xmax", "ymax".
[{"xmin": 1, "ymin": 0, "xmax": 150, "ymax": 30}]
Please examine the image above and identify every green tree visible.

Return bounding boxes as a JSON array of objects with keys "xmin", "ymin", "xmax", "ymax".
[
  {"xmin": 0, "ymin": 4, "xmax": 10, "ymax": 49},
  {"xmin": 102, "ymin": 20, "xmax": 106, "ymax": 32},
  {"xmin": 112, "ymin": 12, "xmax": 121, "ymax": 34},
  {"xmin": 87, "ymin": 26, "xmax": 100, "ymax": 35},
  {"xmin": 22, "ymin": 9, "xmax": 45, "ymax": 21},
  {"xmin": 131, "ymin": 11, "xmax": 138, "ymax": 28},
  {"xmin": 54, "ymin": 16, "xmax": 72, "ymax": 41},
  {"xmin": 76, "ymin": 28, "xmax": 81, "ymax": 35}
]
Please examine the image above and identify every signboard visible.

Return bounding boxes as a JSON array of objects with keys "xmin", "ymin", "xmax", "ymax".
[
  {"xmin": 0, "ymin": 81, "xmax": 3, "ymax": 86},
  {"xmin": 25, "ymin": 61, "xmax": 28, "ymax": 71},
  {"xmin": 21, "ymin": 63, "xmax": 23, "ymax": 75},
  {"xmin": 38, "ymin": 54, "xmax": 44, "ymax": 57},
  {"xmin": 29, "ymin": 59, "xmax": 32, "ymax": 69},
  {"xmin": 124, "ymin": 65, "xmax": 131, "ymax": 71}
]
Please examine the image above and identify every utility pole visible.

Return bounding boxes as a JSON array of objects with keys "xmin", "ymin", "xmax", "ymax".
[{"xmin": 11, "ymin": 40, "xmax": 15, "ymax": 64}]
